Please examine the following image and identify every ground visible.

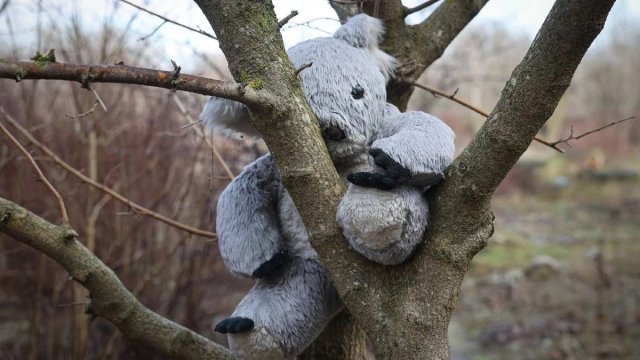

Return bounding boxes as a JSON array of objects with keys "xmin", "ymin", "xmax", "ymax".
[{"xmin": 451, "ymin": 152, "xmax": 640, "ymax": 360}]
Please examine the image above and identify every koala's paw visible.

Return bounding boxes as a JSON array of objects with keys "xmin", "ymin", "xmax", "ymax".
[
  {"xmin": 215, "ymin": 317, "xmax": 255, "ymax": 334},
  {"xmin": 347, "ymin": 148, "xmax": 410, "ymax": 190},
  {"xmin": 251, "ymin": 251, "xmax": 288, "ymax": 278}
]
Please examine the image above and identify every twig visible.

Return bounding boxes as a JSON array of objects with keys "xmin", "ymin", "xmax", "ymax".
[
  {"xmin": 0, "ymin": 109, "xmax": 69, "ymax": 223},
  {"xmin": 410, "ymin": 82, "xmax": 561, "ymax": 152},
  {"xmin": 205, "ymin": 132, "xmax": 235, "ymax": 180},
  {"xmin": 65, "ymin": 101, "xmax": 99, "ymax": 119},
  {"xmin": 404, "ymin": 0, "xmax": 441, "ymax": 16},
  {"xmin": 284, "ymin": 21, "xmax": 334, "ymax": 35},
  {"xmin": 64, "ymin": 87, "xmax": 106, "ymax": 118},
  {"xmin": 294, "ymin": 62, "xmax": 313, "ymax": 76},
  {"xmin": 170, "ymin": 94, "xmax": 235, "ymax": 180},
  {"xmin": 0, "ymin": 110, "xmax": 217, "ymax": 239},
  {"xmin": 119, "ymin": 0, "xmax": 217, "ymax": 40},
  {"xmin": 411, "ymin": 82, "xmax": 488, "ymax": 116},
  {"xmin": 139, "ymin": 19, "xmax": 167, "ymax": 41},
  {"xmin": 90, "ymin": 88, "xmax": 108, "ymax": 112},
  {"xmin": 58, "ymin": 301, "xmax": 86, "ymax": 308},
  {"xmin": 180, "ymin": 120, "xmax": 201, "ymax": 130},
  {"xmin": 545, "ymin": 116, "xmax": 637, "ymax": 151},
  {"xmin": 277, "ymin": 10, "xmax": 299, "ymax": 28}
]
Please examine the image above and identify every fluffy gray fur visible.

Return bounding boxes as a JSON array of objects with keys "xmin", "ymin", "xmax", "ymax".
[
  {"xmin": 202, "ymin": 14, "xmax": 455, "ymax": 358},
  {"xmin": 227, "ymin": 257, "xmax": 342, "ymax": 359}
]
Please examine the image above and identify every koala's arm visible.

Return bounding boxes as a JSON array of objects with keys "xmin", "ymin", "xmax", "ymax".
[
  {"xmin": 200, "ymin": 97, "xmax": 260, "ymax": 137},
  {"xmin": 216, "ymin": 155, "xmax": 286, "ymax": 278},
  {"xmin": 365, "ymin": 111, "xmax": 455, "ymax": 189}
]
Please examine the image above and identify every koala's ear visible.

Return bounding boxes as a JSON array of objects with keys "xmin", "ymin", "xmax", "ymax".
[{"xmin": 334, "ymin": 14, "xmax": 396, "ymax": 82}]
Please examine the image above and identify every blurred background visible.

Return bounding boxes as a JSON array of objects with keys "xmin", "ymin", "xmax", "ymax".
[{"xmin": 0, "ymin": 0, "xmax": 638, "ymax": 359}]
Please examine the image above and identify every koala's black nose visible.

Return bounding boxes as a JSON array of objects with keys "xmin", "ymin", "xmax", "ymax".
[{"xmin": 322, "ymin": 125, "xmax": 346, "ymax": 141}]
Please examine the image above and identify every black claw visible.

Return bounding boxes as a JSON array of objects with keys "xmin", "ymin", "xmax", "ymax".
[
  {"xmin": 215, "ymin": 317, "xmax": 255, "ymax": 334},
  {"xmin": 369, "ymin": 147, "xmax": 383, "ymax": 157},
  {"xmin": 347, "ymin": 172, "xmax": 397, "ymax": 190},
  {"xmin": 252, "ymin": 251, "xmax": 288, "ymax": 278},
  {"xmin": 369, "ymin": 148, "xmax": 411, "ymax": 181}
]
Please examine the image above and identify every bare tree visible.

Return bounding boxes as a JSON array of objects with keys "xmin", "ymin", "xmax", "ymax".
[{"xmin": 0, "ymin": 0, "xmax": 618, "ymax": 359}]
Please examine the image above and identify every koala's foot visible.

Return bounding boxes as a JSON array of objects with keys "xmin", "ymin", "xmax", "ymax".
[
  {"xmin": 226, "ymin": 257, "xmax": 343, "ymax": 358},
  {"xmin": 252, "ymin": 251, "xmax": 288, "ymax": 278},
  {"xmin": 337, "ymin": 185, "xmax": 429, "ymax": 265},
  {"xmin": 347, "ymin": 148, "xmax": 410, "ymax": 190},
  {"xmin": 215, "ymin": 317, "xmax": 255, "ymax": 334}
]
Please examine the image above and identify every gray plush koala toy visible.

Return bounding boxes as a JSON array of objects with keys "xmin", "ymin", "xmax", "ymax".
[{"xmin": 201, "ymin": 14, "xmax": 455, "ymax": 359}]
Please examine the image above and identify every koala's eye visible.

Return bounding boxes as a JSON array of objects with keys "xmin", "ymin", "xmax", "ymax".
[
  {"xmin": 351, "ymin": 84, "xmax": 365, "ymax": 99},
  {"xmin": 322, "ymin": 125, "xmax": 346, "ymax": 141}
]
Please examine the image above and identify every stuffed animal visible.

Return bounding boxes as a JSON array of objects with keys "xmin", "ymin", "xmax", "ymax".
[{"xmin": 201, "ymin": 14, "xmax": 455, "ymax": 359}]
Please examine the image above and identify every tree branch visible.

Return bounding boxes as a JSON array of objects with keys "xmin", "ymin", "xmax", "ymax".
[
  {"xmin": 363, "ymin": 0, "xmax": 489, "ymax": 109},
  {"xmin": 545, "ymin": 115, "xmax": 637, "ymax": 151},
  {"xmin": 119, "ymin": 0, "xmax": 218, "ymax": 40},
  {"xmin": 0, "ymin": 118, "xmax": 69, "ymax": 223},
  {"xmin": 0, "ymin": 60, "xmax": 261, "ymax": 108},
  {"xmin": 277, "ymin": 10, "xmax": 299, "ymax": 28},
  {"xmin": 0, "ymin": 108, "xmax": 217, "ymax": 239},
  {"xmin": 0, "ymin": 197, "xmax": 235, "ymax": 360},
  {"xmin": 411, "ymin": 82, "xmax": 571, "ymax": 153},
  {"xmin": 404, "ymin": 0, "xmax": 441, "ymax": 17}
]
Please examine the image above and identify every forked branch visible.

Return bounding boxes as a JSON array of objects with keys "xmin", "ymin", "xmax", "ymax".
[
  {"xmin": 410, "ymin": 82, "xmax": 634, "ymax": 153},
  {"xmin": 545, "ymin": 116, "xmax": 637, "ymax": 151}
]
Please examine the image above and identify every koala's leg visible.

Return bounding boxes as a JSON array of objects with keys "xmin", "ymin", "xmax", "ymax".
[
  {"xmin": 337, "ymin": 184, "xmax": 429, "ymax": 265},
  {"xmin": 216, "ymin": 257, "xmax": 343, "ymax": 359},
  {"xmin": 217, "ymin": 155, "xmax": 287, "ymax": 278}
]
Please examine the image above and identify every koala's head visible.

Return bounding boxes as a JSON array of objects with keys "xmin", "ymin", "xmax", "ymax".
[{"xmin": 288, "ymin": 14, "xmax": 396, "ymax": 162}]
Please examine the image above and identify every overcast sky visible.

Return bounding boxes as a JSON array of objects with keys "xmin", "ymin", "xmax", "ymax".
[{"xmin": 2, "ymin": 0, "xmax": 639, "ymax": 71}]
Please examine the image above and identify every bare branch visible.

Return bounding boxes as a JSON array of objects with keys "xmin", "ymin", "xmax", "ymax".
[
  {"xmin": 546, "ymin": 116, "xmax": 637, "ymax": 151},
  {"xmin": 410, "ymin": 82, "xmax": 563, "ymax": 152},
  {"xmin": 404, "ymin": 0, "xmax": 441, "ymax": 17},
  {"xmin": 65, "ymin": 101, "xmax": 99, "ymax": 119},
  {"xmin": 90, "ymin": 88, "xmax": 108, "ymax": 112},
  {"xmin": 0, "ymin": 110, "xmax": 217, "ymax": 239},
  {"xmin": 170, "ymin": 94, "xmax": 235, "ymax": 180},
  {"xmin": 294, "ymin": 62, "xmax": 313, "ymax": 76},
  {"xmin": 277, "ymin": 10, "xmax": 299, "ymax": 28},
  {"xmin": 0, "ymin": 197, "xmax": 235, "ymax": 359},
  {"xmin": 0, "ymin": 110, "xmax": 69, "ymax": 223},
  {"xmin": 138, "ymin": 20, "xmax": 168, "ymax": 41},
  {"xmin": 0, "ymin": 0, "xmax": 10, "ymax": 15},
  {"xmin": 411, "ymin": 82, "xmax": 488, "ymax": 117},
  {"xmin": 0, "ymin": 60, "xmax": 259, "ymax": 107},
  {"xmin": 283, "ymin": 21, "xmax": 334, "ymax": 35},
  {"xmin": 119, "ymin": 0, "xmax": 217, "ymax": 40}
]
